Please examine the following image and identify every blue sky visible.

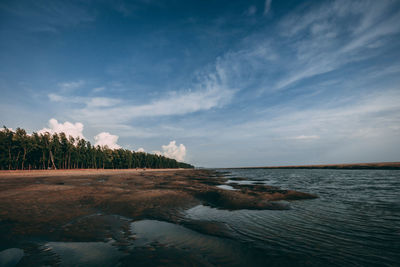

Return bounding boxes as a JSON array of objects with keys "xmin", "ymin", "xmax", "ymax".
[{"xmin": 1, "ymin": 0, "xmax": 400, "ymax": 167}]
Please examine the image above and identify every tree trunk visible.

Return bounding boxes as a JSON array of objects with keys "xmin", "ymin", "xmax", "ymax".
[
  {"xmin": 49, "ymin": 150, "xmax": 56, "ymax": 169},
  {"xmin": 15, "ymin": 151, "xmax": 21, "ymax": 170},
  {"xmin": 22, "ymin": 148, "xmax": 26, "ymax": 170},
  {"xmin": 8, "ymin": 147, "xmax": 11, "ymax": 170}
]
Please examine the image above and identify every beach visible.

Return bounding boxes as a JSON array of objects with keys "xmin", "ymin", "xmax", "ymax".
[
  {"xmin": 1, "ymin": 168, "xmax": 398, "ymax": 266},
  {"xmin": 0, "ymin": 169, "xmax": 315, "ymax": 244}
]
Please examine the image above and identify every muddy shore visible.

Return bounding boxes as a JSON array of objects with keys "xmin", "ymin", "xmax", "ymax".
[{"xmin": 0, "ymin": 169, "xmax": 316, "ymax": 265}]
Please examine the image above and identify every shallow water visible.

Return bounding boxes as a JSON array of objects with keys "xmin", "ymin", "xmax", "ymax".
[
  {"xmin": 192, "ymin": 168, "xmax": 400, "ymax": 266},
  {"xmin": 0, "ymin": 248, "xmax": 24, "ymax": 267},
  {"xmin": 130, "ymin": 220, "xmax": 252, "ymax": 266},
  {"xmin": 45, "ymin": 242, "xmax": 122, "ymax": 267},
  {"xmin": 121, "ymin": 169, "xmax": 400, "ymax": 266}
]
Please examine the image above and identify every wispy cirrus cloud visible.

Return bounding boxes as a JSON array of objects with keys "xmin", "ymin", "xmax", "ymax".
[
  {"xmin": 75, "ymin": 87, "xmax": 233, "ymax": 124},
  {"xmin": 57, "ymin": 80, "xmax": 85, "ymax": 93},
  {"xmin": 191, "ymin": 0, "xmax": 400, "ymax": 96},
  {"xmin": 223, "ymin": 89, "xmax": 400, "ymax": 143},
  {"xmin": 292, "ymin": 135, "xmax": 320, "ymax": 140},
  {"xmin": 272, "ymin": 0, "xmax": 400, "ymax": 90},
  {"xmin": 50, "ymin": 63, "xmax": 236, "ymax": 125},
  {"xmin": 263, "ymin": 0, "xmax": 272, "ymax": 16},
  {"xmin": 48, "ymin": 93, "xmax": 121, "ymax": 107}
]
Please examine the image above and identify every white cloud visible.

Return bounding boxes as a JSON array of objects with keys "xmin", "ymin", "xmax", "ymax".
[
  {"xmin": 153, "ymin": 150, "xmax": 162, "ymax": 156},
  {"xmin": 48, "ymin": 93, "xmax": 65, "ymax": 102},
  {"xmin": 157, "ymin": 141, "xmax": 187, "ymax": 162},
  {"xmin": 137, "ymin": 147, "xmax": 145, "ymax": 152},
  {"xmin": 92, "ymin": 86, "xmax": 105, "ymax": 93},
  {"xmin": 38, "ymin": 118, "xmax": 85, "ymax": 139},
  {"xmin": 263, "ymin": 0, "xmax": 272, "ymax": 15},
  {"xmin": 48, "ymin": 93, "xmax": 120, "ymax": 108},
  {"xmin": 293, "ymin": 135, "xmax": 320, "ymax": 140},
  {"xmin": 74, "ymin": 76, "xmax": 234, "ymax": 124},
  {"xmin": 37, "ymin": 119, "xmax": 123, "ymax": 150},
  {"xmin": 94, "ymin": 132, "xmax": 121, "ymax": 149},
  {"xmin": 58, "ymin": 80, "xmax": 85, "ymax": 92},
  {"xmin": 131, "ymin": 86, "xmax": 231, "ymax": 117},
  {"xmin": 86, "ymin": 97, "xmax": 121, "ymax": 107}
]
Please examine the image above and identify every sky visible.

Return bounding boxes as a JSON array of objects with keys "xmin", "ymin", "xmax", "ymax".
[{"xmin": 1, "ymin": 0, "xmax": 400, "ymax": 167}]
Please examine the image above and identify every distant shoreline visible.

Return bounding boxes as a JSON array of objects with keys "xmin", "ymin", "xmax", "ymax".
[{"xmin": 220, "ymin": 162, "xmax": 400, "ymax": 170}]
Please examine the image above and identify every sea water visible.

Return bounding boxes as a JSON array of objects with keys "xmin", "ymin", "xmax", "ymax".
[
  {"xmin": 130, "ymin": 169, "xmax": 400, "ymax": 266},
  {"xmin": 186, "ymin": 169, "xmax": 400, "ymax": 266}
]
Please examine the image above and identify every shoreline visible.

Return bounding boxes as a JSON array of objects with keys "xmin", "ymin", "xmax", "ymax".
[{"xmin": 0, "ymin": 169, "xmax": 316, "ymax": 247}]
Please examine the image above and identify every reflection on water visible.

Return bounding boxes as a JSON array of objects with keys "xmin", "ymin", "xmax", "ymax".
[
  {"xmin": 130, "ymin": 220, "xmax": 259, "ymax": 266},
  {"xmin": 200, "ymin": 169, "xmax": 400, "ymax": 266},
  {"xmin": 45, "ymin": 242, "xmax": 122, "ymax": 267},
  {"xmin": 0, "ymin": 248, "xmax": 24, "ymax": 267}
]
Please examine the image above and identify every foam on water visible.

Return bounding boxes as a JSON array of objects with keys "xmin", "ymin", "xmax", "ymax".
[{"xmin": 216, "ymin": 184, "xmax": 237, "ymax": 190}]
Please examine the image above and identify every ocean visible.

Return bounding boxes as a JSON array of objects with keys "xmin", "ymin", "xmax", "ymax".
[
  {"xmin": 130, "ymin": 168, "xmax": 400, "ymax": 266},
  {"xmin": 179, "ymin": 168, "xmax": 400, "ymax": 266}
]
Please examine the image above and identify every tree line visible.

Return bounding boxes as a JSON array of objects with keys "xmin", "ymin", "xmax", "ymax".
[{"xmin": 0, "ymin": 127, "xmax": 194, "ymax": 170}]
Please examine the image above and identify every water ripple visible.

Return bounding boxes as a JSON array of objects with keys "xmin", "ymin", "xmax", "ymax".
[{"xmin": 185, "ymin": 169, "xmax": 400, "ymax": 266}]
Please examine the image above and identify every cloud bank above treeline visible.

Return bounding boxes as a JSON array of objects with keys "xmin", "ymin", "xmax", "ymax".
[{"xmin": 37, "ymin": 118, "xmax": 187, "ymax": 162}]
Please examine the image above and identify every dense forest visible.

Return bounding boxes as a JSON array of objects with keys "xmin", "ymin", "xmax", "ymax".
[{"xmin": 0, "ymin": 127, "xmax": 194, "ymax": 170}]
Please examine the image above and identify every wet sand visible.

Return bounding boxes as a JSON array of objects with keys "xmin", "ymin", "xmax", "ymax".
[{"xmin": 0, "ymin": 169, "xmax": 316, "ymax": 265}]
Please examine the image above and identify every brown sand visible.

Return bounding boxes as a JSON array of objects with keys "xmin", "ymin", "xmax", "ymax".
[{"xmin": 0, "ymin": 169, "xmax": 316, "ymax": 244}]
